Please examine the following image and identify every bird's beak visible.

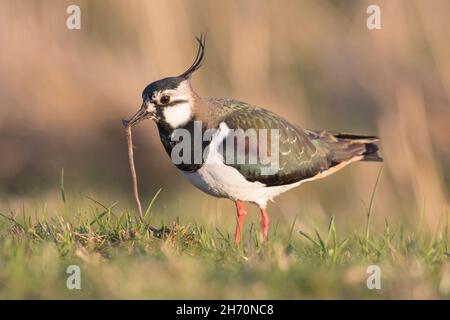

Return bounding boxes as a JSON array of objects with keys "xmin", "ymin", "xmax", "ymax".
[{"xmin": 122, "ymin": 102, "xmax": 154, "ymax": 127}]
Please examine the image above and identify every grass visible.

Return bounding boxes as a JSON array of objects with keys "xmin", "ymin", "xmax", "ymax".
[
  {"xmin": 0, "ymin": 169, "xmax": 448, "ymax": 299},
  {"xmin": 0, "ymin": 188, "xmax": 449, "ymax": 299}
]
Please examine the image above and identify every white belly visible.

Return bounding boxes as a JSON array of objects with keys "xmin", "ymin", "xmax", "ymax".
[{"xmin": 182, "ymin": 163, "xmax": 302, "ymax": 208}]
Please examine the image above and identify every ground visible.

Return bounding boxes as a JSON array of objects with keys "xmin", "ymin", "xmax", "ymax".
[{"xmin": 0, "ymin": 185, "xmax": 449, "ymax": 299}]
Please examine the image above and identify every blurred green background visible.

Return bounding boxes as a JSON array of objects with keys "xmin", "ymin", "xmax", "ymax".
[{"xmin": 0, "ymin": 0, "xmax": 449, "ymax": 233}]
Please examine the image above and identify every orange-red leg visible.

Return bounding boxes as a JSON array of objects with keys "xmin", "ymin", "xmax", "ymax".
[
  {"xmin": 260, "ymin": 207, "xmax": 270, "ymax": 242},
  {"xmin": 234, "ymin": 200, "xmax": 247, "ymax": 245}
]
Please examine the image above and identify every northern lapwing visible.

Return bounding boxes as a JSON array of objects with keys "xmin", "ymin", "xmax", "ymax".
[{"xmin": 123, "ymin": 36, "xmax": 382, "ymax": 244}]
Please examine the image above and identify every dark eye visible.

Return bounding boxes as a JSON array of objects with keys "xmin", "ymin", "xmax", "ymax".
[{"xmin": 160, "ymin": 95, "xmax": 170, "ymax": 105}]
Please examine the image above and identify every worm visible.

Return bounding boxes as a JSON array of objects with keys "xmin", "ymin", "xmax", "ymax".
[{"xmin": 125, "ymin": 125, "xmax": 143, "ymax": 218}]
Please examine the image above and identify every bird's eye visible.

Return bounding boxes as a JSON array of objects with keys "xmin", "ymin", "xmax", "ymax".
[{"xmin": 160, "ymin": 95, "xmax": 170, "ymax": 105}]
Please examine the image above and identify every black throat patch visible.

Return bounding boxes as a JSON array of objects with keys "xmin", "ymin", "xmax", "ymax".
[{"xmin": 156, "ymin": 119, "xmax": 212, "ymax": 172}]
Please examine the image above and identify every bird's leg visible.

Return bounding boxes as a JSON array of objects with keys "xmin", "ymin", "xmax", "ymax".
[
  {"xmin": 234, "ymin": 200, "xmax": 247, "ymax": 245},
  {"xmin": 260, "ymin": 206, "xmax": 270, "ymax": 242}
]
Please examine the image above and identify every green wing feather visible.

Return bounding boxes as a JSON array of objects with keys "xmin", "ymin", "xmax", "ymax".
[
  {"xmin": 210, "ymin": 100, "xmax": 328, "ymax": 186},
  {"xmin": 208, "ymin": 99, "xmax": 380, "ymax": 186}
]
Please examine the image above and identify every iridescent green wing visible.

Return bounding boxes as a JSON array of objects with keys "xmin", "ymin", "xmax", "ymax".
[{"xmin": 211, "ymin": 100, "xmax": 332, "ymax": 186}]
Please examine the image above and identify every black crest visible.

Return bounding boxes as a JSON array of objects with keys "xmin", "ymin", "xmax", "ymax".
[{"xmin": 179, "ymin": 34, "xmax": 206, "ymax": 79}]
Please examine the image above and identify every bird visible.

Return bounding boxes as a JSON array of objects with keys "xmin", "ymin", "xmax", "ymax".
[{"xmin": 123, "ymin": 35, "xmax": 382, "ymax": 245}]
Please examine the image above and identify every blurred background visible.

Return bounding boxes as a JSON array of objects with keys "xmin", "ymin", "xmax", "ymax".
[{"xmin": 0, "ymin": 0, "xmax": 449, "ymax": 233}]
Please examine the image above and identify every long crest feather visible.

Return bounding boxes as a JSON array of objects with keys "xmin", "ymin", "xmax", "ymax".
[{"xmin": 179, "ymin": 34, "xmax": 206, "ymax": 79}]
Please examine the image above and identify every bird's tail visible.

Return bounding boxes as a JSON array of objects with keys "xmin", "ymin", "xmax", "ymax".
[{"xmin": 332, "ymin": 133, "xmax": 383, "ymax": 162}]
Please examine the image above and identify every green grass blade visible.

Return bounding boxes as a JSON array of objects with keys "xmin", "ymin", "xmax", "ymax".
[
  {"xmin": 365, "ymin": 166, "xmax": 383, "ymax": 242},
  {"xmin": 144, "ymin": 188, "xmax": 162, "ymax": 221},
  {"xmin": 299, "ymin": 230, "xmax": 321, "ymax": 248},
  {"xmin": 60, "ymin": 168, "xmax": 66, "ymax": 204},
  {"xmin": 326, "ymin": 215, "xmax": 335, "ymax": 247},
  {"xmin": 89, "ymin": 210, "xmax": 108, "ymax": 226},
  {"xmin": 287, "ymin": 216, "xmax": 298, "ymax": 244}
]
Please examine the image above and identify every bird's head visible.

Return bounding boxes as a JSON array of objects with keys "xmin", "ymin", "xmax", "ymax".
[{"xmin": 123, "ymin": 35, "xmax": 205, "ymax": 129}]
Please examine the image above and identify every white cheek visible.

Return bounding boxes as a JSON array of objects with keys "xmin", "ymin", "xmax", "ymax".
[
  {"xmin": 163, "ymin": 103, "xmax": 193, "ymax": 128},
  {"xmin": 146, "ymin": 102, "xmax": 155, "ymax": 113}
]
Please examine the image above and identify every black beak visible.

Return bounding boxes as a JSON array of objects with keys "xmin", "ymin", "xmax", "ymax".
[{"xmin": 122, "ymin": 104, "xmax": 151, "ymax": 127}]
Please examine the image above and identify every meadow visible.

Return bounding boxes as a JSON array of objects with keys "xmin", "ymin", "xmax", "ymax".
[{"xmin": 0, "ymin": 171, "xmax": 449, "ymax": 299}]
